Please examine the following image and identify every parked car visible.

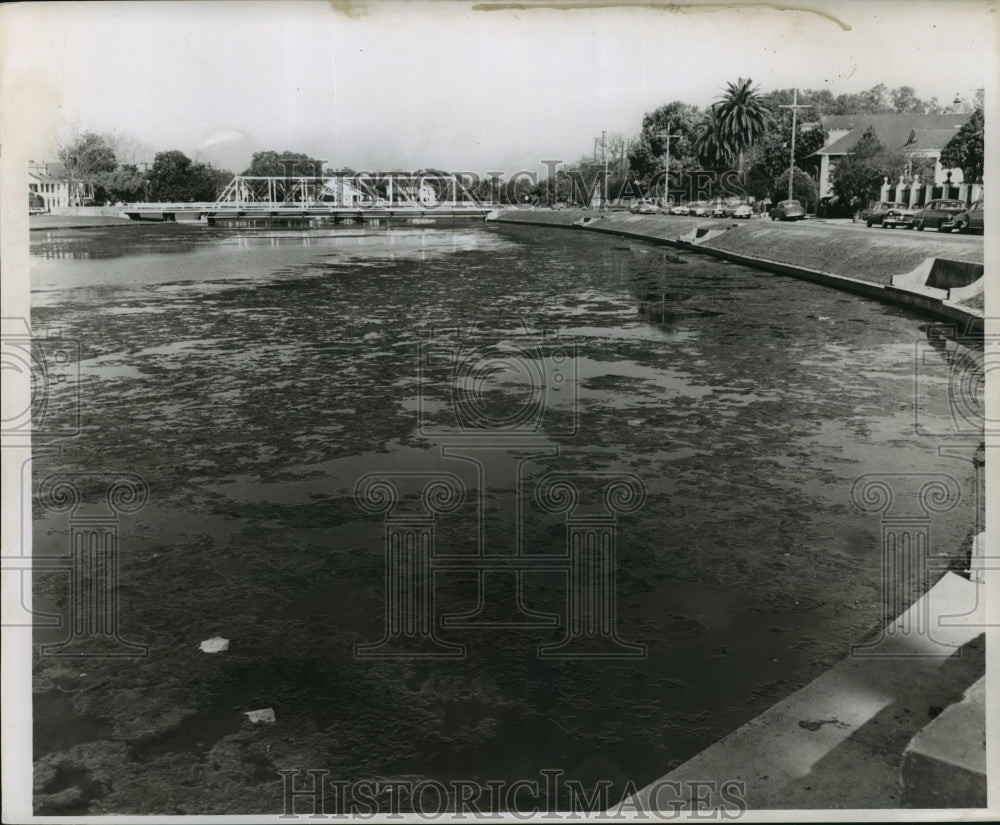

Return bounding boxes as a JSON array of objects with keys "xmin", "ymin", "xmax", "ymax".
[
  {"xmin": 914, "ymin": 199, "xmax": 968, "ymax": 232},
  {"xmin": 769, "ymin": 200, "xmax": 806, "ymax": 221},
  {"xmin": 629, "ymin": 200, "xmax": 657, "ymax": 215},
  {"xmin": 861, "ymin": 201, "xmax": 915, "ymax": 228},
  {"xmin": 943, "ymin": 197, "xmax": 984, "ymax": 234},
  {"xmin": 883, "ymin": 205, "xmax": 916, "ymax": 228},
  {"xmin": 688, "ymin": 201, "xmax": 712, "ymax": 217},
  {"xmin": 668, "ymin": 204, "xmax": 690, "ymax": 216},
  {"xmin": 732, "ymin": 203, "xmax": 753, "ymax": 219},
  {"xmin": 711, "ymin": 201, "xmax": 734, "ymax": 218}
]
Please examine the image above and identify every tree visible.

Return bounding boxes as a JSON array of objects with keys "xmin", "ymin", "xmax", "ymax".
[
  {"xmin": 747, "ymin": 119, "xmax": 827, "ymax": 183},
  {"xmin": 103, "ymin": 131, "xmax": 155, "ymax": 168},
  {"xmin": 772, "ymin": 167, "xmax": 818, "ymax": 212},
  {"xmin": 693, "ymin": 113, "xmax": 734, "ymax": 169},
  {"xmin": 628, "ymin": 102, "xmax": 702, "ymax": 182},
  {"xmin": 829, "ymin": 127, "xmax": 905, "ymax": 208},
  {"xmin": 890, "ymin": 86, "xmax": 926, "ymax": 114},
  {"xmin": 148, "ymin": 150, "xmax": 193, "ymax": 200},
  {"xmin": 56, "ymin": 130, "xmax": 117, "ymax": 205},
  {"xmin": 709, "ymin": 78, "xmax": 773, "ymax": 172},
  {"xmin": 243, "ymin": 151, "xmax": 326, "ymax": 177},
  {"xmin": 858, "ymin": 83, "xmax": 890, "ymax": 112},
  {"xmin": 92, "ymin": 164, "xmax": 147, "ymax": 203},
  {"xmin": 195, "ymin": 164, "xmax": 234, "ymax": 201},
  {"xmin": 939, "ymin": 107, "xmax": 984, "ymax": 183},
  {"xmin": 148, "ymin": 150, "xmax": 232, "ymax": 201}
]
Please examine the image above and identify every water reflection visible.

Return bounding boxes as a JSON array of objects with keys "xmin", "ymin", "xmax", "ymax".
[
  {"xmin": 30, "ymin": 222, "xmax": 492, "ymax": 263},
  {"xmin": 30, "ymin": 221, "xmax": 983, "ymax": 809}
]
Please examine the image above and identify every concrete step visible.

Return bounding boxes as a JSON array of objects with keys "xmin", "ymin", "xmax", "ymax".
[
  {"xmin": 623, "ymin": 573, "xmax": 986, "ymax": 811},
  {"xmin": 901, "ymin": 676, "xmax": 986, "ymax": 808}
]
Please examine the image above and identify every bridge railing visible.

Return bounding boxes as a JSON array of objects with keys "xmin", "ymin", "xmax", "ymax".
[
  {"xmin": 122, "ymin": 201, "xmax": 496, "ymax": 211},
  {"xmin": 122, "ymin": 202, "xmax": 216, "ymax": 210}
]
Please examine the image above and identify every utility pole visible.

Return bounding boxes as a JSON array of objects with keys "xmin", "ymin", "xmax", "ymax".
[
  {"xmin": 659, "ymin": 123, "xmax": 681, "ymax": 206},
  {"xmin": 602, "ymin": 130, "xmax": 608, "ymax": 211},
  {"xmin": 779, "ymin": 88, "xmax": 812, "ymax": 203}
]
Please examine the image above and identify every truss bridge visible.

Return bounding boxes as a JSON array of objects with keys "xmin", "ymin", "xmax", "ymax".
[{"xmin": 119, "ymin": 173, "xmax": 496, "ymax": 223}]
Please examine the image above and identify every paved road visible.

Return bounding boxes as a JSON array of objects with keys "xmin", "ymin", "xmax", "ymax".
[{"xmin": 783, "ymin": 218, "xmax": 985, "ymax": 246}]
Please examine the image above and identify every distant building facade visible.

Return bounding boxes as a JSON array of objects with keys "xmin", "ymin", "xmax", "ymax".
[
  {"xmin": 814, "ymin": 113, "xmax": 976, "ymax": 204},
  {"xmin": 28, "ymin": 162, "xmax": 95, "ymax": 210}
]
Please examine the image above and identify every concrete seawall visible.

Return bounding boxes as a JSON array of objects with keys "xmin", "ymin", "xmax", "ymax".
[{"xmin": 487, "ymin": 209, "xmax": 985, "ymax": 335}]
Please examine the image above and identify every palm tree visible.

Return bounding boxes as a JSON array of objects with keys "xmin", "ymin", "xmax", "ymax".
[
  {"xmin": 711, "ymin": 78, "xmax": 773, "ymax": 172},
  {"xmin": 693, "ymin": 109, "xmax": 734, "ymax": 169}
]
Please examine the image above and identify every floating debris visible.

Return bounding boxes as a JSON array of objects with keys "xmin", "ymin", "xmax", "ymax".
[
  {"xmin": 199, "ymin": 636, "xmax": 229, "ymax": 654},
  {"xmin": 244, "ymin": 708, "xmax": 276, "ymax": 724}
]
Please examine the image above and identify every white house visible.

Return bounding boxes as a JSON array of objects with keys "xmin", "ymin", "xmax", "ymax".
[
  {"xmin": 814, "ymin": 113, "xmax": 974, "ymax": 204},
  {"xmin": 28, "ymin": 162, "xmax": 95, "ymax": 210}
]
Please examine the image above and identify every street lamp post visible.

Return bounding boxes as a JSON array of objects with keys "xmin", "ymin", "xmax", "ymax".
[{"xmin": 779, "ymin": 88, "xmax": 812, "ymax": 203}]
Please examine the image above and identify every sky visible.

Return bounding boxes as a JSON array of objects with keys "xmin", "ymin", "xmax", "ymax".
[{"xmin": 1, "ymin": 0, "xmax": 996, "ymax": 175}]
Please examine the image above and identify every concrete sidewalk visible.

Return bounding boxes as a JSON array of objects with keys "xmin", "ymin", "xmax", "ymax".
[{"xmin": 626, "ymin": 572, "xmax": 986, "ymax": 810}]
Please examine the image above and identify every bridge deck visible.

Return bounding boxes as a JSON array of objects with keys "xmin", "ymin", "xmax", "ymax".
[{"xmin": 121, "ymin": 202, "xmax": 495, "ymax": 216}]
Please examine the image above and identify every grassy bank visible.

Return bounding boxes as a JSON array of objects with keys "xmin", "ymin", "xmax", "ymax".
[
  {"xmin": 699, "ymin": 220, "xmax": 984, "ymax": 285},
  {"xmin": 489, "ymin": 208, "xmax": 984, "ymax": 286}
]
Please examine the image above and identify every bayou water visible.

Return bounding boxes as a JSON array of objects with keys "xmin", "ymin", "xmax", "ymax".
[{"xmin": 29, "ymin": 221, "xmax": 982, "ymax": 814}]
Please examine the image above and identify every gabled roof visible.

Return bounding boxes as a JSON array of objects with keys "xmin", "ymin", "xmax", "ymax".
[
  {"xmin": 816, "ymin": 113, "xmax": 972, "ymax": 156},
  {"xmin": 904, "ymin": 128, "xmax": 963, "ymax": 153},
  {"xmin": 28, "ymin": 161, "xmax": 71, "ymax": 182}
]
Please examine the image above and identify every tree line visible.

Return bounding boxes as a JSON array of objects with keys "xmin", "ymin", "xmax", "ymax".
[
  {"xmin": 52, "ymin": 131, "xmax": 234, "ymax": 204},
  {"xmin": 50, "ymin": 82, "xmax": 982, "ymax": 208},
  {"xmin": 540, "ymin": 83, "xmax": 982, "ymax": 211}
]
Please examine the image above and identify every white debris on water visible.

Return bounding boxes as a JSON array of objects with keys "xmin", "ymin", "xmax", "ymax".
[
  {"xmin": 244, "ymin": 708, "xmax": 276, "ymax": 724},
  {"xmin": 363, "ymin": 332, "xmax": 381, "ymax": 341},
  {"xmin": 627, "ymin": 419, "xmax": 643, "ymax": 427},
  {"xmin": 199, "ymin": 636, "xmax": 229, "ymax": 653}
]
